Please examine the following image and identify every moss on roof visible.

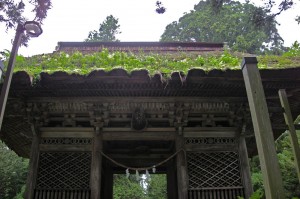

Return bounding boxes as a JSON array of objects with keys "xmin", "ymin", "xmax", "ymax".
[{"xmin": 4, "ymin": 48, "xmax": 300, "ymax": 78}]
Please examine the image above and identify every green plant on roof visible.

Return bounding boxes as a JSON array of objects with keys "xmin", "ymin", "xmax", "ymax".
[{"xmin": 1, "ymin": 44, "xmax": 300, "ymax": 80}]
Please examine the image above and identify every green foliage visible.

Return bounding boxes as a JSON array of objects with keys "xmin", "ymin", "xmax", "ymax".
[
  {"xmin": 6, "ymin": 47, "xmax": 300, "ymax": 80},
  {"xmin": 0, "ymin": 142, "xmax": 28, "ymax": 199},
  {"xmin": 113, "ymin": 174, "xmax": 167, "ymax": 199},
  {"xmin": 249, "ymin": 131, "xmax": 300, "ymax": 198},
  {"xmin": 160, "ymin": 0, "xmax": 283, "ymax": 54},
  {"xmin": 0, "ymin": 0, "xmax": 51, "ymax": 29},
  {"xmin": 147, "ymin": 175, "xmax": 167, "ymax": 199},
  {"xmin": 113, "ymin": 174, "xmax": 147, "ymax": 199},
  {"xmin": 85, "ymin": 15, "xmax": 121, "ymax": 42},
  {"xmin": 283, "ymin": 41, "xmax": 300, "ymax": 57}
]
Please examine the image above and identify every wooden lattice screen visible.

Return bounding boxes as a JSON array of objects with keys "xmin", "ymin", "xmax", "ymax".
[
  {"xmin": 34, "ymin": 152, "xmax": 91, "ymax": 199},
  {"xmin": 187, "ymin": 147, "xmax": 245, "ymax": 198}
]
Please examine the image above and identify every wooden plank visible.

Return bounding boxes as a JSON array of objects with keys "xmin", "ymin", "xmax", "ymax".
[
  {"xmin": 40, "ymin": 127, "xmax": 93, "ymax": 138},
  {"xmin": 39, "ymin": 144, "xmax": 91, "ymax": 151},
  {"xmin": 241, "ymin": 57, "xmax": 284, "ymax": 198},
  {"xmin": 238, "ymin": 135, "xmax": 253, "ymax": 198},
  {"xmin": 90, "ymin": 128, "xmax": 103, "ymax": 199},
  {"xmin": 183, "ymin": 127, "xmax": 237, "ymax": 138},
  {"xmin": 278, "ymin": 89, "xmax": 300, "ymax": 183},
  {"xmin": 185, "ymin": 144, "xmax": 237, "ymax": 152},
  {"xmin": 175, "ymin": 135, "xmax": 188, "ymax": 199},
  {"xmin": 102, "ymin": 131, "xmax": 176, "ymax": 141},
  {"xmin": 102, "ymin": 127, "xmax": 175, "ymax": 132},
  {"xmin": 25, "ymin": 134, "xmax": 40, "ymax": 199},
  {"xmin": 28, "ymin": 96, "xmax": 246, "ymax": 103}
]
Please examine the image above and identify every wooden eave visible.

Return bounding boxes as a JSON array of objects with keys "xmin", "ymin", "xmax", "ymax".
[{"xmin": 0, "ymin": 68, "xmax": 300, "ymax": 158}]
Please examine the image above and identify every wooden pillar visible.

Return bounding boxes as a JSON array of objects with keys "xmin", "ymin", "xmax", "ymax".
[
  {"xmin": 278, "ymin": 89, "xmax": 300, "ymax": 183},
  {"xmin": 90, "ymin": 127, "xmax": 103, "ymax": 199},
  {"xmin": 24, "ymin": 134, "xmax": 40, "ymax": 199},
  {"xmin": 241, "ymin": 57, "xmax": 284, "ymax": 199},
  {"xmin": 238, "ymin": 135, "xmax": 253, "ymax": 199},
  {"xmin": 103, "ymin": 161, "xmax": 113, "ymax": 199},
  {"xmin": 175, "ymin": 134, "xmax": 188, "ymax": 199},
  {"xmin": 167, "ymin": 159, "xmax": 177, "ymax": 199}
]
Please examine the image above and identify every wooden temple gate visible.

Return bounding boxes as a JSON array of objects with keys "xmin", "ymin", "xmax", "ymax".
[
  {"xmin": 1, "ymin": 42, "xmax": 300, "ymax": 199},
  {"xmin": 23, "ymin": 98, "xmax": 253, "ymax": 199}
]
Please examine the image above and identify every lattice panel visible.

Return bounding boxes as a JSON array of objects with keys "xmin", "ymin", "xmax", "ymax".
[
  {"xmin": 187, "ymin": 152, "xmax": 242, "ymax": 189},
  {"xmin": 36, "ymin": 152, "xmax": 91, "ymax": 189},
  {"xmin": 40, "ymin": 138, "xmax": 92, "ymax": 145},
  {"xmin": 185, "ymin": 137, "xmax": 236, "ymax": 145}
]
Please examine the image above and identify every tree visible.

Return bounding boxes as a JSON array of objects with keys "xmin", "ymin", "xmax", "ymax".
[
  {"xmin": 0, "ymin": 141, "xmax": 29, "ymax": 199},
  {"xmin": 147, "ymin": 174, "xmax": 167, "ymax": 199},
  {"xmin": 85, "ymin": 15, "xmax": 121, "ymax": 42},
  {"xmin": 0, "ymin": 0, "xmax": 51, "ymax": 29},
  {"xmin": 250, "ymin": 131, "xmax": 300, "ymax": 198},
  {"xmin": 113, "ymin": 174, "xmax": 147, "ymax": 199},
  {"xmin": 160, "ymin": 0, "xmax": 284, "ymax": 54}
]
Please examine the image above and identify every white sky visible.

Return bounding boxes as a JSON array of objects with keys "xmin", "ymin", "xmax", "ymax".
[{"xmin": 0, "ymin": 0, "xmax": 300, "ymax": 57}]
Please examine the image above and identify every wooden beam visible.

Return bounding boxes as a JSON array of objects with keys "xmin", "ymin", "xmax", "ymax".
[
  {"xmin": 241, "ymin": 57, "xmax": 284, "ymax": 199},
  {"xmin": 183, "ymin": 127, "xmax": 237, "ymax": 137},
  {"xmin": 39, "ymin": 144, "xmax": 91, "ymax": 151},
  {"xmin": 90, "ymin": 128, "xmax": 103, "ymax": 199},
  {"xmin": 102, "ymin": 131, "xmax": 175, "ymax": 141},
  {"xmin": 278, "ymin": 89, "xmax": 300, "ymax": 183},
  {"xmin": 238, "ymin": 135, "xmax": 253, "ymax": 198},
  {"xmin": 175, "ymin": 135, "xmax": 188, "ymax": 199},
  {"xmin": 103, "ymin": 161, "xmax": 113, "ymax": 199},
  {"xmin": 24, "ymin": 134, "xmax": 40, "ymax": 199},
  {"xmin": 167, "ymin": 159, "xmax": 177, "ymax": 199}
]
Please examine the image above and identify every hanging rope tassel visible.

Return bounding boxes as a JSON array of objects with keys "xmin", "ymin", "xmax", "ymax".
[
  {"xmin": 135, "ymin": 170, "xmax": 139, "ymax": 181},
  {"xmin": 152, "ymin": 166, "xmax": 156, "ymax": 173},
  {"xmin": 126, "ymin": 168, "xmax": 130, "ymax": 178},
  {"xmin": 146, "ymin": 169, "xmax": 150, "ymax": 178}
]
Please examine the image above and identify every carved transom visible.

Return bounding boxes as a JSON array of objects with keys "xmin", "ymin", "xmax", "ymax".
[
  {"xmin": 40, "ymin": 138, "xmax": 92, "ymax": 145},
  {"xmin": 185, "ymin": 137, "xmax": 236, "ymax": 145}
]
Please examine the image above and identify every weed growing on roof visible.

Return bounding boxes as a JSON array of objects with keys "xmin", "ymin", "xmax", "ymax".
[{"xmin": 2, "ymin": 47, "xmax": 300, "ymax": 78}]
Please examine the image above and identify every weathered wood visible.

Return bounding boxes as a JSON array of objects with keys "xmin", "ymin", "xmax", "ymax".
[
  {"xmin": 238, "ymin": 135, "xmax": 253, "ymax": 198},
  {"xmin": 25, "ymin": 134, "xmax": 40, "ymax": 199},
  {"xmin": 40, "ymin": 127, "xmax": 94, "ymax": 138},
  {"xmin": 183, "ymin": 127, "xmax": 238, "ymax": 137},
  {"xmin": 278, "ymin": 89, "xmax": 300, "ymax": 183},
  {"xmin": 102, "ymin": 131, "xmax": 176, "ymax": 141},
  {"xmin": 90, "ymin": 127, "xmax": 103, "ymax": 199},
  {"xmin": 39, "ymin": 144, "xmax": 92, "ymax": 151},
  {"xmin": 103, "ymin": 162, "xmax": 113, "ymax": 199},
  {"xmin": 167, "ymin": 159, "xmax": 177, "ymax": 199},
  {"xmin": 175, "ymin": 135, "xmax": 188, "ymax": 199},
  {"xmin": 241, "ymin": 57, "xmax": 284, "ymax": 199},
  {"xmin": 185, "ymin": 144, "xmax": 238, "ymax": 151}
]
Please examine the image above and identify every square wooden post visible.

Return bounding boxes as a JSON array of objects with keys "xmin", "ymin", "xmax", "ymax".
[
  {"xmin": 90, "ymin": 127, "xmax": 103, "ymax": 199},
  {"xmin": 24, "ymin": 134, "xmax": 40, "ymax": 199},
  {"xmin": 278, "ymin": 89, "xmax": 300, "ymax": 183},
  {"xmin": 238, "ymin": 135, "xmax": 253, "ymax": 199},
  {"xmin": 241, "ymin": 57, "xmax": 284, "ymax": 199},
  {"xmin": 175, "ymin": 134, "xmax": 188, "ymax": 199},
  {"xmin": 167, "ymin": 159, "xmax": 177, "ymax": 199}
]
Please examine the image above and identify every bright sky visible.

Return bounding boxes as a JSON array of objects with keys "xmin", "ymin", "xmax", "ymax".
[{"xmin": 0, "ymin": 0, "xmax": 300, "ymax": 57}]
